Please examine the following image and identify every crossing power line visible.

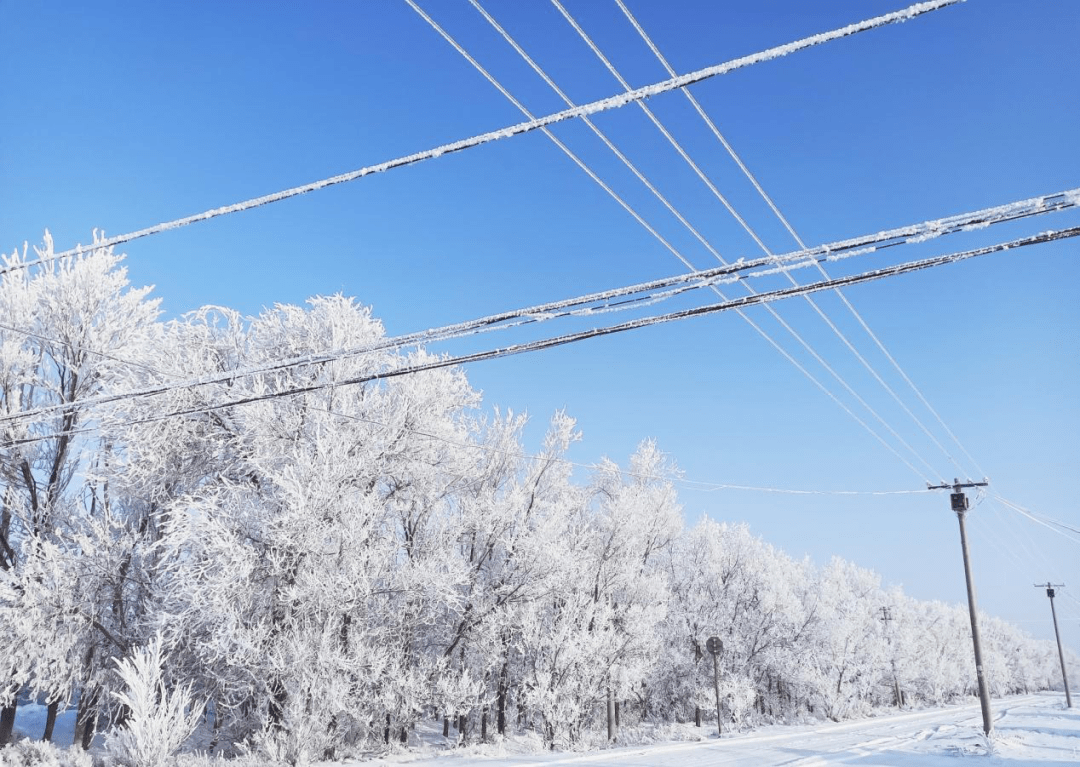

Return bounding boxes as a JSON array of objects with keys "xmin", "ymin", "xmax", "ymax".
[
  {"xmin": 611, "ymin": 0, "xmax": 984, "ymax": 481},
  {"xmin": 5, "ymin": 185, "xmax": 1074, "ymax": 426},
  {"xmin": 3, "ymin": 0, "xmax": 962, "ymax": 273},
  {"xmin": 4, "ymin": 224, "xmax": 1077, "ymax": 448},
  {"xmin": 550, "ymin": 0, "xmax": 960, "ymax": 483},
  {"xmin": 419, "ymin": 0, "xmax": 982, "ymax": 484}
]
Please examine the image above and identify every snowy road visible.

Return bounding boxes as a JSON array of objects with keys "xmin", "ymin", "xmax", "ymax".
[{"xmin": 358, "ymin": 694, "xmax": 1079, "ymax": 766}]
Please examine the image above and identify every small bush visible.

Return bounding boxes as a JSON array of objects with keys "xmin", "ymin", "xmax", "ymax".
[
  {"xmin": 0, "ymin": 739, "xmax": 92, "ymax": 767},
  {"xmin": 103, "ymin": 634, "xmax": 205, "ymax": 767}
]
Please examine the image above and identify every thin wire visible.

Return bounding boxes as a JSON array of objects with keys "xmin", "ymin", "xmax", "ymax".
[
  {"xmin": 993, "ymin": 494, "xmax": 1080, "ymax": 536},
  {"xmin": 970, "ymin": 505, "xmax": 1045, "ymax": 587},
  {"xmin": 970, "ymin": 496, "xmax": 1069, "ymax": 602},
  {"xmin": 4, "ymin": 0, "xmax": 961, "ymax": 272},
  {"xmin": 614, "ymin": 0, "xmax": 987, "ymax": 480},
  {"xmin": 551, "ymin": 0, "xmax": 954, "ymax": 483},
  {"xmin": 323, "ymin": 405, "xmax": 932, "ymax": 497},
  {"xmin": 420, "ymin": 0, "xmax": 940, "ymax": 483},
  {"xmin": 4, "ymin": 225, "xmax": 1073, "ymax": 448},
  {"xmin": 0, "ymin": 320, "xmax": 165, "ymax": 377},
  {"xmin": 982, "ymin": 497, "xmax": 1055, "ymax": 579},
  {"xmin": 968, "ymin": 492, "xmax": 1055, "ymax": 593},
  {"xmin": 994, "ymin": 494, "xmax": 1080, "ymax": 547}
]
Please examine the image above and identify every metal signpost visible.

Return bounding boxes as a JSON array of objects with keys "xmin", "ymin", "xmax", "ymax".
[{"xmin": 706, "ymin": 636, "xmax": 723, "ymax": 736}]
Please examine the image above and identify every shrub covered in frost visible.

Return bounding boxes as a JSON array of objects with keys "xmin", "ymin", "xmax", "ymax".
[
  {"xmin": 103, "ymin": 634, "xmax": 205, "ymax": 767},
  {"xmin": 0, "ymin": 739, "xmax": 92, "ymax": 767}
]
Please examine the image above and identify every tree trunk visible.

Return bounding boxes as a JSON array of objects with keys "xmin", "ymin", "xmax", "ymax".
[
  {"xmin": 74, "ymin": 688, "xmax": 99, "ymax": 749},
  {"xmin": 481, "ymin": 706, "xmax": 488, "ymax": 742},
  {"xmin": 443, "ymin": 715, "xmax": 449, "ymax": 737},
  {"xmin": 0, "ymin": 701, "xmax": 16, "ymax": 747},
  {"xmin": 695, "ymin": 705, "xmax": 702, "ymax": 727},
  {"xmin": 606, "ymin": 686, "xmax": 614, "ymax": 741},
  {"xmin": 268, "ymin": 677, "xmax": 288, "ymax": 730},
  {"xmin": 43, "ymin": 700, "xmax": 59, "ymax": 741},
  {"xmin": 496, "ymin": 653, "xmax": 509, "ymax": 735}
]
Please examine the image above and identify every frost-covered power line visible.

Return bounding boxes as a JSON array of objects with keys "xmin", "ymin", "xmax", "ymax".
[
  {"xmin": 551, "ymin": 0, "xmax": 971, "ymax": 483},
  {"xmin": 5, "ymin": 0, "xmax": 962, "ymax": 271},
  {"xmin": 427, "ymin": 0, "xmax": 952, "ymax": 483},
  {"xmin": 4, "ymin": 224, "xmax": 1076, "ymax": 447},
  {"xmin": 993, "ymin": 494, "xmax": 1080, "ymax": 546},
  {"xmin": 6, "ymin": 189, "xmax": 1075, "ymax": 436},
  {"xmin": 613, "ymin": 0, "xmax": 983, "ymax": 481}
]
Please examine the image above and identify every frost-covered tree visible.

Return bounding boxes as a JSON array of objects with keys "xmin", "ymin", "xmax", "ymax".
[
  {"xmin": 653, "ymin": 519, "xmax": 809, "ymax": 728},
  {"xmin": 0, "ymin": 235, "xmax": 159, "ymax": 746},
  {"xmin": 797, "ymin": 559, "xmax": 886, "ymax": 721},
  {"xmin": 136, "ymin": 297, "xmax": 479, "ymax": 762}
]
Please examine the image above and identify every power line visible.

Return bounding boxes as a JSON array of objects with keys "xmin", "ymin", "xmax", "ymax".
[
  {"xmin": 426, "ymin": 0, "xmax": 939, "ymax": 483},
  {"xmin": 989, "ymin": 492, "xmax": 1080, "ymax": 546},
  {"xmin": 4, "ymin": 224, "xmax": 1075, "ymax": 448},
  {"xmin": 994, "ymin": 494, "xmax": 1080, "ymax": 546},
  {"xmin": 4, "ymin": 200, "xmax": 1075, "ymax": 436},
  {"xmin": 552, "ymin": 0, "xmax": 962, "ymax": 483},
  {"xmin": 6, "ymin": 185, "xmax": 1072, "ymax": 438},
  {"xmin": 324, "ymin": 405, "xmax": 933, "ymax": 497},
  {"xmin": 5, "ymin": 0, "xmax": 962, "ymax": 273},
  {"xmin": 995, "ymin": 494, "xmax": 1080, "ymax": 536},
  {"xmin": 8, "ymin": 185, "xmax": 1072, "ymax": 435},
  {"xmin": 0, "ymin": 243, "xmax": 872, "ymax": 431},
  {"xmin": 974, "ymin": 497, "xmax": 1063, "ymax": 587},
  {"xmin": 612, "ymin": 0, "xmax": 982, "ymax": 480}
]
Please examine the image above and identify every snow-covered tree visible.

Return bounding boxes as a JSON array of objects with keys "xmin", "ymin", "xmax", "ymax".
[{"xmin": 0, "ymin": 235, "xmax": 159, "ymax": 746}]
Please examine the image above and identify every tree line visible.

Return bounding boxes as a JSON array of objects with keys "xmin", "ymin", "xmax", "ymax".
[{"xmin": 0, "ymin": 241, "xmax": 1069, "ymax": 763}]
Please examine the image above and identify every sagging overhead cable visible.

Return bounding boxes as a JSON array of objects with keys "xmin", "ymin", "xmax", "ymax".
[{"xmin": 4, "ymin": 224, "xmax": 1077, "ymax": 448}]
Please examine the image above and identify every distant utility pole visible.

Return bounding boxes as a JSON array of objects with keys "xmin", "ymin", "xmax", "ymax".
[
  {"xmin": 880, "ymin": 607, "xmax": 903, "ymax": 707},
  {"xmin": 1035, "ymin": 582, "xmax": 1072, "ymax": 708},
  {"xmin": 706, "ymin": 636, "xmax": 724, "ymax": 737},
  {"xmin": 928, "ymin": 478, "xmax": 992, "ymax": 736}
]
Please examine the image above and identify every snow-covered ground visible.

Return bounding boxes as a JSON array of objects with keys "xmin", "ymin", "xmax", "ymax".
[{"xmin": 341, "ymin": 694, "xmax": 1078, "ymax": 766}]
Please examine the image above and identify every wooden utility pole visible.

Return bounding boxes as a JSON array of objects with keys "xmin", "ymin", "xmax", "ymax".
[
  {"xmin": 928, "ymin": 478, "xmax": 992, "ymax": 736},
  {"xmin": 1035, "ymin": 582, "xmax": 1072, "ymax": 708}
]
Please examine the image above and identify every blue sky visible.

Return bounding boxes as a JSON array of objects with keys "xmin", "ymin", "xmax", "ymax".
[{"xmin": 2, "ymin": 0, "xmax": 1078, "ymax": 652}]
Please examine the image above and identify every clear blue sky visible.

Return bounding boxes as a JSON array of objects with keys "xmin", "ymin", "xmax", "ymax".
[{"xmin": 2, "ymin": 0, "xmax": 1078, "ymax": 652}]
